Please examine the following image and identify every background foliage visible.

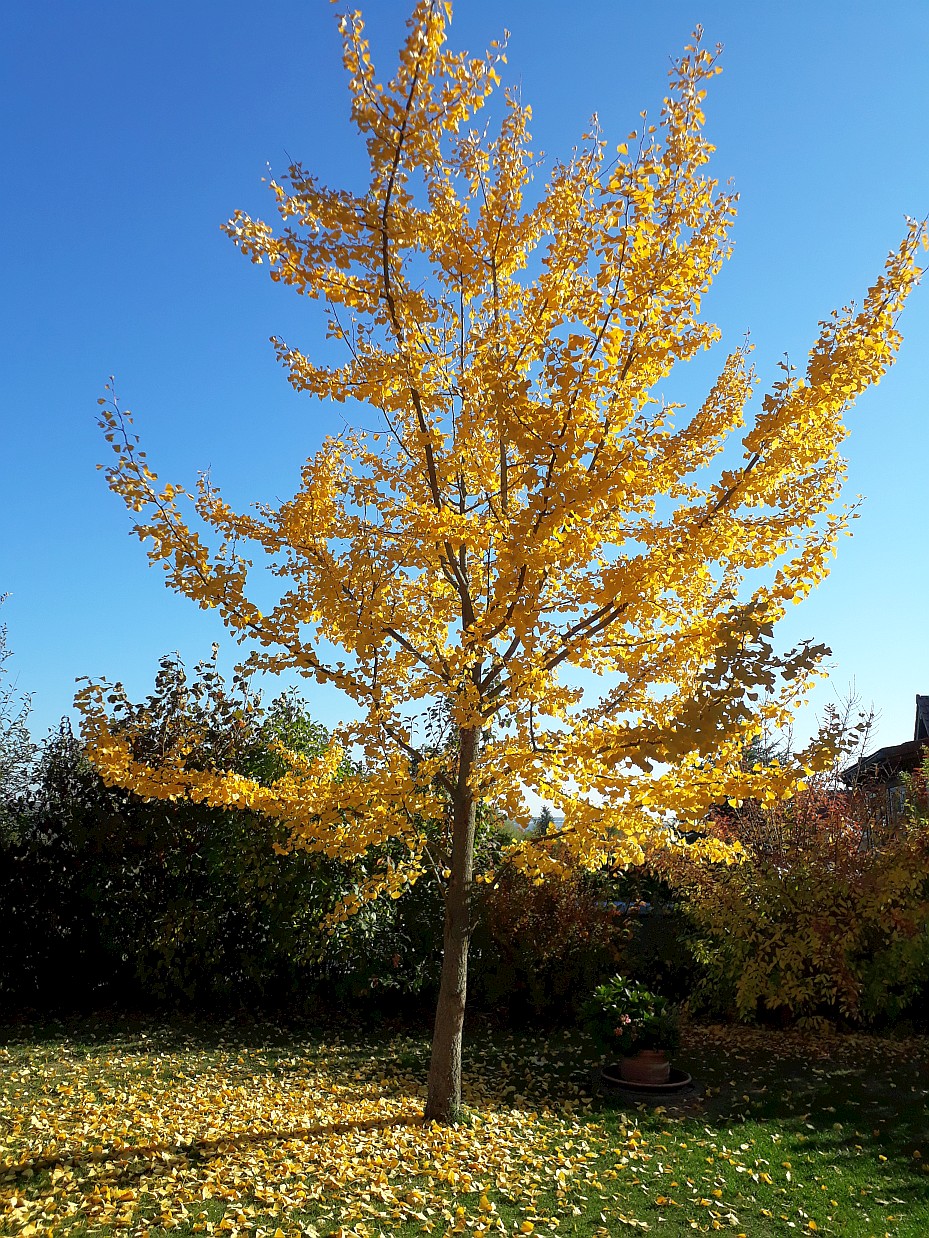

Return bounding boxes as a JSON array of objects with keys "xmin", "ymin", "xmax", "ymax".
[
  {"xmin": 5, "ymin": 641, "xmax": 929, "ymax": 1033},
  {"xmin": 0, "ymin": 652, "xmax": 629, "ymax": 1019},
  {"xmin": 0, "ymin": 656, "xmax": 353, "ymax": 1010},
  {"xmin": 676, "ymin": 776, "xmax": 929, "ymax": 1028},
  {"xmin": 0, "ymin": 615, "xmax": 35, "ymax": 842}
]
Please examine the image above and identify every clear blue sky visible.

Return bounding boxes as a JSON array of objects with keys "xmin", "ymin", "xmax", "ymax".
[{"xmin": 2, "ymin": 1, "xmax": 927, "ymax": 755}]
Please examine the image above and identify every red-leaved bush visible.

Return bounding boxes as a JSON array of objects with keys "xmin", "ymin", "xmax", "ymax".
[
  {"xmin": 471, "ymin": 860, "xmax": 629, "ymax": 1022},
  {"xmin": 670, "ymin": 774, "xmax": 929, "ymax": 1028}
]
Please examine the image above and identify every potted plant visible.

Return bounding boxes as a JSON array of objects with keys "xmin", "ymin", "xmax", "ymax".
[{"xmin": 582, "ymin": 976, "xmax": 681, "ymax": 1084}]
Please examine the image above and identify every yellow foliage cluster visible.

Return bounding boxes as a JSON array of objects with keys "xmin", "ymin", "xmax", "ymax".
[{"xmin": 80, "ymin": 3, "xmax": 925, "ymax": 878}]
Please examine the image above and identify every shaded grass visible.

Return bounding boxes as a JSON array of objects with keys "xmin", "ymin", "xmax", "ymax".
[{"xmin": 1, "ymin": 1014, "xmax": 928, "ymax": 1236}]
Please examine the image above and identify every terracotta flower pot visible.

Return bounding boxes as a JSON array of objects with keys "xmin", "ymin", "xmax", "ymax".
[{"xmin": 619, "ymin": 1049, "xmax": 671, "ymax": 1085}]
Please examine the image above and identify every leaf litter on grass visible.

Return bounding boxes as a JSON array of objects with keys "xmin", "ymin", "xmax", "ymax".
[
  {"xmin": 2, "ymin": 1020, "xmax": 929, "ymax": 1237},
  {"xmin": 0, "ymin": 1026, "xmax": 618, "ymax": 1238}
]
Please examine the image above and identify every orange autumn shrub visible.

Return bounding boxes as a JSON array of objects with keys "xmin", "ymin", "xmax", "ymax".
[
  {"xmin": 676, "ymin": 782, "xmax": 929, "ymax": 1028},
  {"xmin": 471, "ymin": 861, "xmax": 629, "ymax": 1022}
]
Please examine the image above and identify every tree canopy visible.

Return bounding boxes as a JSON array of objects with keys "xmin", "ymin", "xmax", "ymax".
[{"xmin": 78, "ymin": 1, "xmax": 925, "ymax": 1118}]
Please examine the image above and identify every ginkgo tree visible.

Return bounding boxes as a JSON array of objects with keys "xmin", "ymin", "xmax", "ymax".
[{"xmin": 78, "ymin": 0, "xmax": 925, "ymax": 1121}]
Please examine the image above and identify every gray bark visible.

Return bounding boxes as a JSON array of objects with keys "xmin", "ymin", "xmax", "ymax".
[{"xmin": 424, "ymin": 726, "xmax": 478, "ymax": 1122}]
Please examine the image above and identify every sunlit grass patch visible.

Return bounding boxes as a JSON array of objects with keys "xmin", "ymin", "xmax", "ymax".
[
  {"xmin": 2, "ymin": 1018, "xmax": 929, "ymax": 1236},
  {"xmin": 0, "ymin": 1022, "xmax": 608, "ymax": 1238}
]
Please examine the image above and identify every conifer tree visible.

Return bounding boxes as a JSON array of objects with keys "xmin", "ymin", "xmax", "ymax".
[{"xmin": 532, "ymin": 805, "xmax": 556, "ymax": 835}]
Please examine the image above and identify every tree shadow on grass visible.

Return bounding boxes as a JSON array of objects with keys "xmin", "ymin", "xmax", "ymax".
[{"xmin": 4, "ymin": 1112, "xmax": 426, "ymax": 1182}]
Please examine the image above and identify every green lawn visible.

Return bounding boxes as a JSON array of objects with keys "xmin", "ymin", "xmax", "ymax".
[{"xmin": 2, "ymin": 1015, "xmax": 928, "ymax": 1237}]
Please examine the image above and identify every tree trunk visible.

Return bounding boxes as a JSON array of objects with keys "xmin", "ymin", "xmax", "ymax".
[{"xmin": 424, "ymin": 726, "xmax": 478, "ymax": 1122}]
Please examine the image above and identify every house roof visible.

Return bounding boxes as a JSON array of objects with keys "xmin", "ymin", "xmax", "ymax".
[{"xmin": 840, "ymin": 694, "xmax": 929, "ymax": 786}]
